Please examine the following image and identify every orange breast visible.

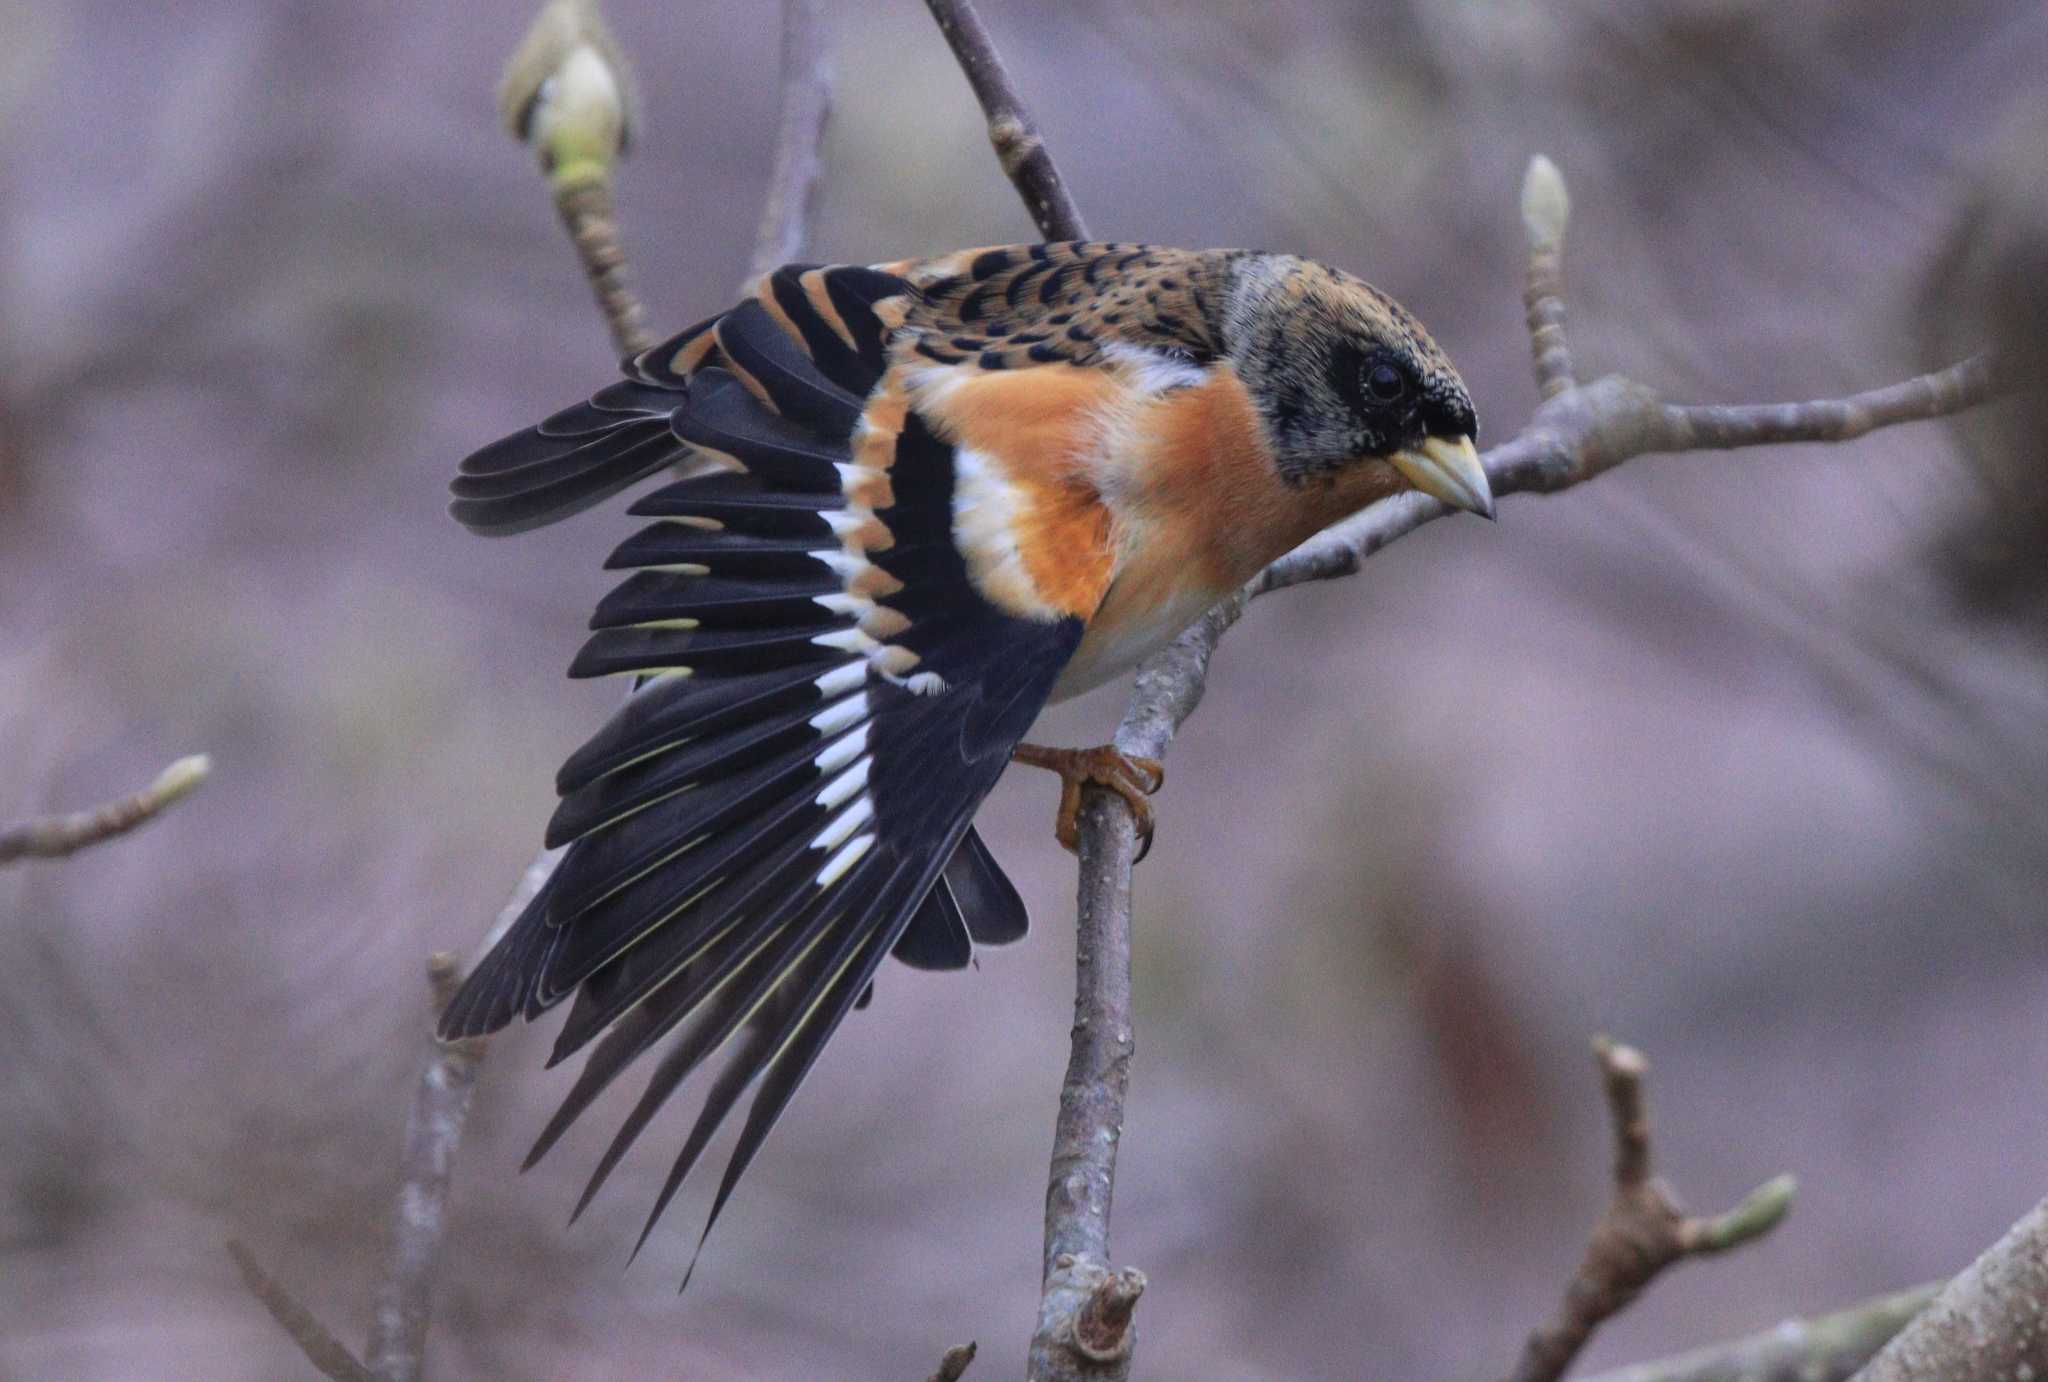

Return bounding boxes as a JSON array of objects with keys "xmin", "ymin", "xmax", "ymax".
[
  {"xmin": 912, "ymin": 364, "xmax": 1122, "ymax": 622},
  {"xmin": 1063, "ymin": 365, "xmax": 1406, "ymax": 695},
  {"xmin": 913, "ymin": 358, "xmax": 1408, "ymax": 692}
]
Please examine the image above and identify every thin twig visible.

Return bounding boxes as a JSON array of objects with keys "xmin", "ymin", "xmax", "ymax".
[
  {"xmin": 363, "ymin": 955, "xmax": 490, "ymax": 1382},
  {"xmin": 226, "ymin": 1239, "xmax": 372, "ymax": 1382},
  {"xmin": 746, "ymin": 0, "xmax": 832, "ymax": 282},
  {"xmin": 1505, "ymin": 1039, "xmax": 1797, "ymax": 1382},
  {"xmin": 1578, "ymin": 1282, "xmax": 1938, "ymax": 1382},
  {"xmin": 556, "ymin": 180, "xmax": 655, "ymax": 357},
  {"xmin": 921, "ymin": 0, "xmax": 1087, "ymax": 242},
  {"xmin": 0, "ymin": 753, "xmax": 209, "ymax": 866},
  {"xmin": 1853, "ymin": 1194, "xmax": 2048, "ymax": 1380}
]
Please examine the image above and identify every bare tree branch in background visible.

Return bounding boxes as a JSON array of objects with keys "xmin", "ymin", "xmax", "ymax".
[
  {"xmin": 225, "ymin": 1240, "xmax": 372, "ymax": 1382},
  {"xmin": 1505, "ymin": 1040, "xmax": 1795, "ymax": 1382},
  {"xmin": 1578, "ymin": 1283, "xmax": 1938, "ymax": 1382},
  {"xmin": 1586, "ymin": 1192, "xmax": 2048, "ymax": 1382},
  {"xmin": 362, "ymin": 956, "xmax": 490, "ymax": 1382},
  {"xmin": 922, "ymin": 0, "xmax": 1087, "ymax": 243},
  {"xmin": 0, "ymin": 753, "xmax": 209, "ymax": 866},
  {"xmin": 1854, "ymin": 1194, "xmax": 2048, "ymax": 1380},
  {"xmin": 225, "ymin": 956, "xmax": 488, "ymax": 1382},
  {"xmin": 746, "ymin": 0, "xmax": 831, "ymax": 282}
]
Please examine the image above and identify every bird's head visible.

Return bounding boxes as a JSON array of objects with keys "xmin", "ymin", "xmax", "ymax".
[{"xmin": 1218, "ymin": 253, "xmax": 1490, "ymax": 517}]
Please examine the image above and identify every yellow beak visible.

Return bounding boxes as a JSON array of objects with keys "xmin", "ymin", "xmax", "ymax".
[{"xmin": 1390, "ymin": 435, "xmax": 1494, "ymax": 519}]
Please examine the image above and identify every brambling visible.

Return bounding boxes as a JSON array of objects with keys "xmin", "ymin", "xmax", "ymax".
[{"xmin": 442, "ymin": 241, "xmax": 1486, "ymax": 1270}]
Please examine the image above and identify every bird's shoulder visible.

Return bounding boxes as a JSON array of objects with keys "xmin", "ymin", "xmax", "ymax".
[{"xmin": 877, "ymin": 241, "xmax": 1232, "ymax": 373}]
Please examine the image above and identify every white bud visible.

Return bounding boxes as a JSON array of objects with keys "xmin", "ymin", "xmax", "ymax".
[
  {"xmin": 1520, "ymin": 154, "xmax": 1570, "ymax": 250},
  {"xmin": 499, "ymin": 0, "xmax": 633, "ymax": 186},
  {"xmin": 151, "ymin": 754, "xmax": 212, "ymax": 804}
]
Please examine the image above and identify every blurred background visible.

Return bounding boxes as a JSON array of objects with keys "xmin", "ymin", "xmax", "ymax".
[{"xmin": 4, "ymin": 1, "xmax": 2046, "ymax": 1377}]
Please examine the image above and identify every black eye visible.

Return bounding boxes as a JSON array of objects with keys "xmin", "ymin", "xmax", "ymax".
[{"xmin": 1365, "ymin": 362, "xmax": 1406, "ymax": 403}]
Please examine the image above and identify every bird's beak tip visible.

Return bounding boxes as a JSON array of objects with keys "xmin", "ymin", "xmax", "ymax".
[{"xmin": 1391, "ymin": 435, "xmax": 1494, "ymax": 519}]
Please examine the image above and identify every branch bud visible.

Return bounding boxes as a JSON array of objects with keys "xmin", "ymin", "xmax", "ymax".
[
  {"xmin": 151, "ymin": 753, "xmax": 212, "ymax": 805},
  {"xmin": 499, "ymin": 0, "xmax": 633, "ymax": 190},
  {"xmin": 1521, "ymin": 154, "xmax": 1570, "ymax": 250}
]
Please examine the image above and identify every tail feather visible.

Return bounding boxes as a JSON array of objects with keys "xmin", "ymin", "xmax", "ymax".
[
  {"xmin": 948, "ymin": 827, "xmax": 1030, "ymax": 946},
  {"xmin": 891, "ymin": 869, "xmax": 972, "ymax": 970}
]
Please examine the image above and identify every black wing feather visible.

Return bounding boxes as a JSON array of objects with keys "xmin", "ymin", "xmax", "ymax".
[
  {"xmin": 446, "ymin": 319, "xmax": 727, "ymax": 535},
  {"xmin": 555, "ymin": 662, "xmax": 834, "ymax": 795},
  {"xmin": 442, "ymin": 261, "xmax": 1077, "ymax": 1276}
]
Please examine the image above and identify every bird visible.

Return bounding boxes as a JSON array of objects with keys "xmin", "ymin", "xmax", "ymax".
[{"xmin": 440, "ymin": 240, "xmax": 1487, "ymax": 1277}]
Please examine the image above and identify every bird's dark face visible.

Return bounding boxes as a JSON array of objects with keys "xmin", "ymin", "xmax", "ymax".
[{"xmin": 1221, "ymin": 254, "xmax": 1490, "ymax": 516}]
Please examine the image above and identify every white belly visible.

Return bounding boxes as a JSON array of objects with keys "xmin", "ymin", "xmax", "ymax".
[{"xmin": 1047, "ymin": 577, "xmax": 1224, "ymax": 702}]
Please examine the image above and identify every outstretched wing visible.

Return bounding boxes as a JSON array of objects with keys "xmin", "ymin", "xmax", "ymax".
[{"xmin": 441, "ymin": 261, "xmax": 1092, "ymax": 1275}]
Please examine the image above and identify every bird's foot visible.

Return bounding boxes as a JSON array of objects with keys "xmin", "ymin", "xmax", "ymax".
[{"xmin": 1010, "ymin": 743, "xmax": 1165, "ymax": 861}]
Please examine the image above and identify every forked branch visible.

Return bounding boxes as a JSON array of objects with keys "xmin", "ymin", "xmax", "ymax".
[{"xmin": 1505, "ymin": 1039, "xmax": 1796, "ymax": 1382}]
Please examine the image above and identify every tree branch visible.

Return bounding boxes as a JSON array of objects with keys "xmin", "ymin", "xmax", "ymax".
[
  {"xmin": 0, "ymin": 753, "xmax": 209, "ymax": 866},
  {"xmin": 1577, "ymin": 1282, "xmax": 1938, "ymax": 1382},
  {"xmin": 746, "ymin": 0, "xmax": 832, "ymax": 283},
  {"xmin": 226, "ymin": 1239, "xmax": 371, "ymax": 1382},
  {"xmin": 911, "ymin": 10, "xmax": 1146, "ymax": 1375},
  {"xmin": 1852, "ymin": 1194, "xmax": 2048, "ymax": 1380},
  {"xmin": 230, "ymin": 959, "xmax": 487, "ymax": 1382},
  {"xmin": 362, "ymin": 955, "xmax": 490, "ymax": 1382},
  {"xmin": 555, "ymin": 178, "xmax": 654, "ymax": 357},
  {"xmin": 1505, "ymin": 1039, "xmax": 1796, "ymax": 1382},
  {"xmin": 921, "ymin": 0, "xmax": 1087, "ymax": 242}
]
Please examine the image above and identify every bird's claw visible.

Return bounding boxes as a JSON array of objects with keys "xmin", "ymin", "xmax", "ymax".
[{"xmin": 1011, "ymin": 743, "xmax": 1166, "ymax": 862}]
